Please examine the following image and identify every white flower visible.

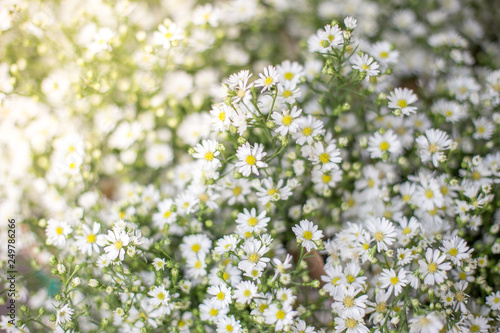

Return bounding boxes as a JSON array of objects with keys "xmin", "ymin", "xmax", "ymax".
[
  {"xmin": 235, "ymin": 142, "xmax": 268, "ymax": 177},
  {"xmin": 236, "ymin": 208, "xmax": 270, "ymax": 234},
  {"xmin": 472, "ymin": 117, "xmax": 495, "ymax": 140},
  {"xmin": 415, "ymin": 129, "xmax": 452, "ymax": 167},
  {"xmin": 366, "ymin": 217, "xmax": 397, "ymax": 252},
  {"xmin": 293, "ymin": 115, "xmax": 325, "ymax": 145},
  {"xmin": 332, "ymin": 287, "xmax": 368, "ymax": 317},
  {"xmin": 56, "ymin": 304, "xmax": 73, "ymax": 327},
  {"xmin": 104, "ymin": 229, "xmax": 130, "ymax": 261},
  {"xmin": 309, "ymin": 142, "xmax": 342, "ymax": 172},
  {"xmin": 486, "ymin": 291, "xmax": 500, "ymax": 310},
  {"xmin": 367, "ymin": 130, "xmax": 402, "ymax": 159},
  {"xmin": 199, "ymin": 299, "xmax": 229, "ymax": 322},
  {"xmin": 351, "ymin": 53, "xmax": 380, "ymax": 77},
  {"xmin": 238, "ymin": 238, "xmax": 271, "ymax": 273},
  {"xmin": 148, "ymin": 286, "xmax": 172, "ymax": 309},
  {"xmin": 145, "ymin": 143, "xmax": 173, "ymax": 169},
  {"xmin": 264, "ymin": 302, "xmax": 297, "ymax": 331},
  {"xmin": 277, "ymin": 60, "xmax": 304, "ymax": 84},
  {"xmin": 255, "ymin": 177, "xmax": 293, "ymax": 205},
  {"xmin": 271, "ymin": 106, "xmax": 302, "ymax": 136},
  {"xmin": 192, "ymin": 139, "xmax": 221, "ymax": 170},
  {"xmin": 388, "ymin": 87, "xmax": 418, "ymax": 116},
  {"xmin": 255, "ymin": 65, "xmax": 279, "ymax": 92},
  {"xmin": 152, "ymin": 258, "xmax": 167, "ymax": 271},
  {"xmin": 152, "ymin": 199, "xmax": 177, "ymax": 228},
  {"xmin": 334, "ymin": 312, "xmax": 369, "ymax": 333},
  {"xmin": 75, "ymin": 222, "xmax": 105, "ymax": 256},
  {"xmin": 153, "ymin": 22, "xmax": 183, "ymax": 49},
  {"xmin": 292, "ymin": 219, "xmax": 323, "ymax": 252},
  {"xmin": 379, "ymin": 268, "xmax": 408, "ymax": 296},
  {"xmin": 217, "ymin": 315, "xmax": 242, "ymax": 333},
  {"xmin": 207, "ymin": 284, "xmax": 232, "ymax": 309},
  {"xmin": 214, "ymin": 235, "xmax": 239, "ymax": 255},
  {"xmin": 418, "ymin": 248, "xmax": 452, "ymax": 285},
  {"xmin": 46, "ymin": 219, "xmax": 72, "ymax": 247},
  {"xmin": 409, "ymin": 313, "xmax": 444, "ymax": 333},
  {"xmin": 344, "ymin": 17, "xmax": 358, "ymax": 30},
  {"xmin": 233, "ymin": 281, "xmax": 258, "ymax": 304},
  {"xmin": 369, "ymin": 41, "xmax": 398, "ymax": 65},
  {"xmin": 440, "ymin": 236, "xmax": 472, "ymax": 266},
  {"xmin": 180, "ymin": 234, "xmax": 212, "ymax": 259}
]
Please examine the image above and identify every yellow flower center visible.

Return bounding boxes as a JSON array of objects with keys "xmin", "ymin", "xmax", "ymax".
[
  {"xmin": 374, "ymin": 231, "xmax": 384, "ymax": 241},
  {"xmin": 276, "ymin": 310, "xmax": 286, "ymax": 320},
  {"xmin": 380, "ymin": 51, "xmax": 389, "ymax": 58},
  {"xmin": 205, "ymin": 152, "xmax": 214, "ymax": 161},
  {"xmin": 87, "ymin": 234, "xmax": 96, "ymax": 243},
  {"xmin": 226, "ymin": 325, "xmax": 233, "ymax": 332},
  {"xmin": 379, "ymin": 141, "xmax": 390, "ymax": 151},
  {"xmin": 267, "ymin": 188, "xmax": 279, "ymax": 196},
  {"xmin": 164, "ymin": 211, "xmax": 172, "ymax": 218},
  {"xmin": 157, "ymin": 292, "xmax": 165, "ymax": 300},
  {"xmin": 425, "ymin": 189, "xmax": 434, "ymax": 198},
  {"xmin": 303, "ymin": 231, "xmax": 313, "ymax": 240},
  {"xmin": 115, "ymin": 241, "xmax": 123, "ymax": 249},
  {"xmin": 218, "ymin": 112, "xmax": 226, "ymax": 121},
  {"xmin": 471, "ymin": 171, "xmax": 481, "ymax": 180},
  {"xmin": 244, "ymin": 289, "xmax": 252, "ymax": 297},
  {"xmin": 282, "ymin": 115, "xmax": 293, "ymax": 126},
  {"xmin": 248, "ymin": 253, "xmax": 260, "ymax": 263},
  {"xmin": 470, "ymin": 325, "xmax": 479, "ymax": 332},
  {"xmin": 449, "ymin": 248, "xmax": 458, "ymax": 256},
  {"xmin": 233, "ymin": 186, "xmax": 242, "ymax": 196},
  {"xmin": 322, "ymin": 174, "xmax": 332, "ymax": 183},
  {"xmin": 248, "ymin": 217, "xmax": 258, "ymax": 227},
  {"xmin": 361, "ymin": 64, "xmax": 370, "ymax": 71},
  {"xmin": 319, "ymin": 153, "xmax": 329, "ymax": 164},
  {"xmin": 56, "ymin": 227, "xmax": 63, "ymax": 235},
  {"xmin": 217, "ymin": 291, "xmax": 225, "ymax": 300},
  {"xmin": 344, "ymin": 296, "xmax": 355, "ymax": 308},
  {"xmin": 403, "ymin": 227, "xmax": 411, "ymax": 235},
  {"xmin": 265, "ymin": 77, "xmax": 273, "ymax": 86},
  {"xmin": 246, "ymin": 155, "xmax": 256, "ymax": 165},
  {"xmin": 192, "ymin": 244, "xmax": 201, "ymax": 252},
  {"xmin": 222, "ymin": 272, "xmax": 230, "ymax": 281},
  {"xmin": 302, "ymin": 127, "xmax": 313, "ymax": 136},
  {"xmin": 194, "ymin": 260, "xmax": 202, "ymax": 269},
  {"xmin": 284, "ymin": 72, "xmax": 294, "ymax": 80},
  {"xmin": 345, "ymin": 318, "xmax": 357, "ymax": 329},
  {"xmin": 397, "ymin": 100, "xmax": 407, "ymax": 108},
  {"xmin": 427, "ymin": 262, "xmax": 438, "ymax": 273},
  {"xmin": 209, "ymin": 308, "xmax": 218, "ymax": 316},
  {"xmin": 283, "ymin": 90, "xmax": 292, "ymax": 98},
  {"xmin": 346, "ymin": 274, "xmax": 355, "ymax": 283},
  {"xmin": 375, "ymin": 302, "xmax": 387, "ymax": 313},
  {"xmin": 390, "ymin": 276, "xmax": 399, "ymax": 285}
]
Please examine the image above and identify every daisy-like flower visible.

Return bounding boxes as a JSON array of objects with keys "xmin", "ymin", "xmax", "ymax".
[
  {"xmin": 192, "ymin": 139, "xmax": 221, "ymax": 170},
  {"xmin": 271, "ymin": 106, "xmax": 302, "ymax": 136},
  {"xmin": 332, "ymin": 287, "xmax": 369, "ymax": 317},
  {"xmin": 217, "ymin": 315, "xmax": 242, "ymax": 333},
  {"xmin": 379, "ymin": 268, "xmax": 408, "ymax": 296},
  {"xmin": 199, "ymin": 299, "xmax": 229, "ymax": 322},
  {"xmin": 369, "ymin": 41, "xmax": 399, "ymax": 65},
  {"xmin": 293, "ymin": 115, "xmax": 325, "ymax": 145},
  {"xmin": 415, "ymin": 129, "xmax": 452, "ymax": 167},
  {"xmin": 292, "ymin": 219, "xmax": 323, "ymax": 252},
  {"xmin": 255, "ymin": 177, "xmax": 292, "ymax": 205},
  {"xmin": 0, "ymin": 315, "xmax": 18, "ymax": 333},
  {"xmin": 388, "ymin": 87, "xmax": 418, "ymax": 116},
  {"xmin": 235, "ymin": 142, "xmax": 268, "ymax": 177},
  {"xmin": 309, "ymin": 141, "xmax": 342, "ymax": 172},
  {"xmin": 75, "ymin": 221, "xmax": 105, "ymax": 256},
  {"xmin": 472, "ymin": 117, "xmax": 495, "ymax": 140},
  {"xmin": 46, "ymin": 219, "xmax": 73, "ymax": 247},
  {"xmin": 351, "ymin": 53, "xmax": 380, "ymax": 77},
  {"xmin": 277, "ymin": 82, "xmax": 302, "ymax": 104},
  {"xmin": 180, "ymin": 234, "xmax": 212, "ymax": 259},
  {"xmin": 292, "ymin": 320, "xmax": 316, "ymax": 333},
  {"xmin": 264, "ymin": 302, "xmax": 297, "ymax": 331},
  {"xmin": 152, "ymin": 199, "xmax": 177, "ymax": 228},
  {"xmin": 227, "ymin": 70, "xmax": 253, "ymax": 90},
  {"xmin": 210, "ymin": 103, "xmax": 233, "ymax": 132},
  {"xmin": 236, "ymin": 208, "xmax": 270, "ymax": 234},
  {"xmin": 214, "ymin": 234, "xmax": 239, "ymax": 255},
  {"xmin": 485, "ymin": 291, "xmax": 500, "ymax": 310},
  {"xmin": 148, "ymin": 286, "xmax": 172, "ymax": 311},
  {"xmin": 233, "ymin": 281, "xmax": 258, "ymax": 304},
  {"xmin": 344, "ymin": 17, "xmax": 358, "ymax": 30},
  {"xmin": 334, "ymin": 312, "xmax": 369, "ymax": 333},
  {"xmin": 367, "ymin": 130, "xmax": 402, "ymax": 159},
  {"xmin": 466, "ymin": 316, "xmax": 490, "ymax": 333},
  {"xmin": 440, "ymin": 236, "xmax": 473, "ymax": 266},
  {"xmin": 152, "ymin": 258, "xmax": 167, "ymax": 271},
  {"xmin": 153, "ymin": 21, "xmax": 183, "ymax": 49},
  {"xmin": 238, "ymin": 238, "xmax": 271, "ymax": 272},
  {"xmin": 320, "ymin": 24, "xmax": 344, "ymax": 49},
  {"xmin": 56, "ymin": 304, "xmax": 73, "ymax": 327},
  {"xmin": 366, "ymin": 217, "xmax": 397, "ymax": 252},
  {"xmin": 409, "ymin": 312, "xmax": 444, "ymax": 333},
  {"xmin": 207, "ymin": 284, "xmax": 232, "ymax": 309},
  {"xmin": 277, "ymin": 60, "xmax": 304, "ymax": 84},
  {"xmin": 418, "ymin": 248, "xmax": 452, "ymax": 285},
  {"xmin": 104, "ymin": 229, "xmax": 130, "ymax": 261},
  {"xmin": 255, "ymin": 65, "xmax": 279, "ymax": 92}
]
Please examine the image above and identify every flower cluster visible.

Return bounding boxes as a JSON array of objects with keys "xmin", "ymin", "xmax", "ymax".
[{"xmin": 1, "ymin": 0, "xmax": 500, "ymax": 332}]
